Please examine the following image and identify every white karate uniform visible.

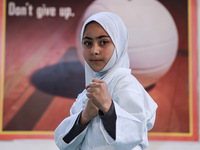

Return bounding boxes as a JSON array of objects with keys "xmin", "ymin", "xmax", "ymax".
[{"xmin": 54, "ymin": 12, "xmax": 157, "ymax": 150}]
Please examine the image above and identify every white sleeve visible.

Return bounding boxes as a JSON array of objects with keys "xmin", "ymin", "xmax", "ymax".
[
  {"xmin": 99, "ymin": 94, "xmax": 146, "ymax": 149},
  {"xmin": 54, "ymin": 91, "xmax": 88, "ymax": 150},
  {"xmin": 54, "ymin": 113, "xmax": 89, "ymax": 150},
  {"xmin": 99, "ymin": 78, "xmax": 157, "ymax": 149}
]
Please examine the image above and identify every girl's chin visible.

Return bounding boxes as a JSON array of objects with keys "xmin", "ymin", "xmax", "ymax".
[{"xmin": 91, "ymin": 67, "xmax": 104, "ymax": 72}]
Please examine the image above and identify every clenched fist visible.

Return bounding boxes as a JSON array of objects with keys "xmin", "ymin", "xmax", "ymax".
[
  {"xmin": 86, "ymin": 78, "xmax": 112, "ymax": 114},
  {"xmin": 80, "ymin": 78, "xmax": 112, "ymax": 125}
]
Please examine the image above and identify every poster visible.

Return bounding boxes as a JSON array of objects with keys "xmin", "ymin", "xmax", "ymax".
[{"xmin": 0, "ymin": 0, "xmax": 198, "ymax": 141}]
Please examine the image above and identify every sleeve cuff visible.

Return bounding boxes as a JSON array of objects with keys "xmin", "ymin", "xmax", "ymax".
[
  {"xmin": 99, "ymin": 101, "xmax": 116, "ymax": 140},
  {"xmin": 63, "ymin": 111, "xmax": 89, "ymax": 143}
]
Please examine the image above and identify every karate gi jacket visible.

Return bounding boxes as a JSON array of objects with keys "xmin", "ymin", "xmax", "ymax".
[{"xmin": 54, "ymin": 68, "xmax": 158, "ymax": 150}]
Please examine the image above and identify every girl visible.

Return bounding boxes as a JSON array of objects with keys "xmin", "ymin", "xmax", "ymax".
[{"xmin": 54, "ymin": 12, "xmax": 157, "ymax": 150}]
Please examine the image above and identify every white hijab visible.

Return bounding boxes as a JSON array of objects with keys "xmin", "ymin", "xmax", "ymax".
[{"xmin": 80, "ymin": 12, "xmax": 130, "ymax": 85}]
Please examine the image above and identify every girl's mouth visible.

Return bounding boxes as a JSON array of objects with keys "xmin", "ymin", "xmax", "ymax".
[{"xmin": 90, "ymin": 58, "xmax": 102, "ymax": 62}]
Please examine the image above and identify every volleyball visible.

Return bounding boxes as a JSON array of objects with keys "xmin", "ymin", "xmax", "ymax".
[{"xmin": 76, "ymin": 0, "xmax": 178, "ymax": 88}]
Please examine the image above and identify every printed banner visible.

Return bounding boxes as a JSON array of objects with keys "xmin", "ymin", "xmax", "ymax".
[{"xmin": 0, "ymin": 0, "xmax": 198, "ymax": 141}]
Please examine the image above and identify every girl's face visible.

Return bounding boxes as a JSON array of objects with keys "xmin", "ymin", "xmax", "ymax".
[{"xmin": 82, "ymin": 22, "xmax": 115, "ymax": 72}]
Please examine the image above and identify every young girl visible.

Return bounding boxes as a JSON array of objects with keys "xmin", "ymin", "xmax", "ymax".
[{"xmin": 54, "ymin": 12, "xmax": 157, "ymax": 150}]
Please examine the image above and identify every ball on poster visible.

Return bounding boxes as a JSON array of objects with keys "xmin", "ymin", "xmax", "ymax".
[{"xmin": 76, "ymin": 0, "xmax": 178, "ymax": 88}]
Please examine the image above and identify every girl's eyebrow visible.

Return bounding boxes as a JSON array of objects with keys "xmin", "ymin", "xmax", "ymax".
[
  {"xmin": 96, "ymin": 35, "xmax": 110, "ymax": 39},
  {"xmin": 83, "ymin": 36, "xmax": 92, "ymax": 40},
  {"xmin": 83, "ymin": 35, "xmax": 110, "ymax": 40}
]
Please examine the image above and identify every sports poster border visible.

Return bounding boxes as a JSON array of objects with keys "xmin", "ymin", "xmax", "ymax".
[{"xmin": 0, "ymin": 0, "xmax": 198, "ymax": 141}]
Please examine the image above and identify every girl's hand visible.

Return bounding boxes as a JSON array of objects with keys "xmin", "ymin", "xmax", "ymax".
[
  {"xmin": 80, "ymin": 99, "xmax": 98, "ymax": 125},
  {"xmin": 86, "ymin": 78, "xmax": 112, "ymax": 114}
]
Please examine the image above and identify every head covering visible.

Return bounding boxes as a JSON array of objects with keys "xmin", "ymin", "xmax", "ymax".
[{"xmin": 81, "ymin": 12, "xmax": 130, "ymax": 85}]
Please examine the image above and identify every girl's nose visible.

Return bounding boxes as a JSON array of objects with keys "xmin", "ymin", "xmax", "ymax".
[{"xmin": 91, "ymin": 43, "xmax": 100, "ymax": 55}]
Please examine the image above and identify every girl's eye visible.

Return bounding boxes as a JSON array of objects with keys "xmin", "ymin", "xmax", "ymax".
[
  {"xmin": 100, "ymin": 40, "xmax": 108, "ymax": 45},
  {"xmin": 83, "ymin": 41, "xmax": 92, "ymax": 46}
]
